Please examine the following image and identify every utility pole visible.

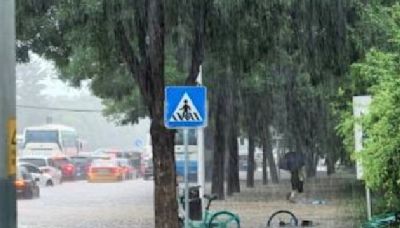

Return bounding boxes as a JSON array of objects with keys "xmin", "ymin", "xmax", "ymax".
[{"xmin": 0, "ymin": 0, "xmax": 17, "ymax": 227}]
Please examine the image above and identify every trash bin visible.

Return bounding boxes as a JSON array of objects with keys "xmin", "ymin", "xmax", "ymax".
[{"xmin": 182, "ymin": 186, "xmax": 202, "ymax": 220}]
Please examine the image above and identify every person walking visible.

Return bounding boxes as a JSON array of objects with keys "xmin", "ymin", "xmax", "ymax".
[
  {"xmin": 279, "ymin": 151, "xmax": 306, "ymax": 202},
  {"xmin": 288, "ymin": 165, "xmax": 306, "ymax": 202}
]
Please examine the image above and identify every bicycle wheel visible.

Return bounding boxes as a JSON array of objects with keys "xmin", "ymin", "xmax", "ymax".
[
  {"xmin": 266, "ymin": 210, "xmax": 298, "ymax": 227},
  {"xmin": 208, "ymin": 211, "xmax": 240, "ymax": 228}
]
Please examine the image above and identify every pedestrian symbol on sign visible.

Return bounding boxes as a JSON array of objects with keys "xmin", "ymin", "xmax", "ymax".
[
  {"xmin": 181, "ymin": 100, "xmax": 191, "ymax": 119},
  {"xmin": 170, "ymin": 93, "xmax": 203, "ymax": 122},
  {"xmin": 164, "ymin": 86, "xmax": 207, "ymax": 129}
]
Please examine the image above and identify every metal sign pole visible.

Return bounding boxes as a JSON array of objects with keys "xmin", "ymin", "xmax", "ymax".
[
  {"xmin": 196, "ymin": 65, "xmax": 206, "ymax": 215},
  {"xmin": 184, "ymin": 128, "xmax": 190, "ymax": 228},
  {"xmin": 0, "ymin": 0, "xmax": 17, "ymax": 227},
  {"xmin": 353, "ymin": 96, "xmax": 372, "ymax": 220},
  {"xmin": 165, "ymin": 86, "xmax": 207, "ymax": 227}
]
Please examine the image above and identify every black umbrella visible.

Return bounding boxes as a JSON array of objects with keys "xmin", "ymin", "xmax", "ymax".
[{"xmin": 279, "ymin": 152, "xmax": 305, "ymax": 172}]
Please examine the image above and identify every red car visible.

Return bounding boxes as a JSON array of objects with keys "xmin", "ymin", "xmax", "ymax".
[
  {"xmin": 117, "ymin": 158, "xmax": 135, "ymax": 180},
  {"xmin": 52, "ymin": 156, "xmax": 76, "ymax": 181}
]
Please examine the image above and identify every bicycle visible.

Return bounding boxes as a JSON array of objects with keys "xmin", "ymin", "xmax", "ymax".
[
  {"xmin": 266, "ymin": 210, "xmax": 313, "ymax": 227},
  {"xmin": 178, "ymin": 186, "xmax": 240, "ymax": 228},
  {"xmin": 362, "ymin": 211, "xmax": 400, "ymax": 228},
  {"xmin": 266, "ymin": 210, "xmax": 298, "ymax": 227}
]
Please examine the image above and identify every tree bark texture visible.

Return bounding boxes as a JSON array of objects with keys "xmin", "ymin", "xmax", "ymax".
[
  {"xmin": 262, "ymin": 138, "xmax": 269, "ymax": 185},
  {"xmin": 227, "ymin": 69, "xmax": 240, "ymax": 195},
  {"xmin": 265, "ymin": 128, "xmax": 279, "ymax": 184},
  {"xmin": 148, "ymin": 1, "xmax": 179, "ymax": 227},
  {"xmin": 326, "ymin": 153, "xmax": 336, "ymax": 176},
  {"xmin": 246, "ymin": 126, "xmax": 255, "ymax": 188},
  {"xmin": 186, "ymin": 0, "xmax": 208, "ymax": 85},
  {"xmin": 211, "ymin": 84, "xmax": 226, "ymax": 200},
  {"xmin": 227, "ymin": 94, "xmax": 240, "ymax": 195},
  {"xmin": 115, "ymin": 0, "xmax": 179, "ymax": 226}
]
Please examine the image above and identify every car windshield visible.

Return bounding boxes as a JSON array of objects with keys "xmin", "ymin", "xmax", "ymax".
[
  {"xmin": 175, "ymin": 129, "xmax": 197, "ymax": 145},
  {"xmin": 25, "ymin": 130, "xmax": 58, "ymax": 144},
  {"xmin": 71, "ymin": 157, "xmax": 89, "ymax": 164},
  {"xmin": 19, "ymin": 158, "xmax": 46, "ymax": 167},
  {"xmin": 17, "ymin": 167, "xmax": 30, "ymax": 180},
  {"xmin": 91, "ymin": 159, "xmax": 116, "ymax": 167},
  {"xmin": 117, "ymin": 160, "xmax": 128, "ymax": 166},
  {"xmin": 20, "ymin": 163, "xmax": 40, "ymax": 173},
  {"xmin": 53, "ymin": 158, "xmax": 69, "ymax": 166}
]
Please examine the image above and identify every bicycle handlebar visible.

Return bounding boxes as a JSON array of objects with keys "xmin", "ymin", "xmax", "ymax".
[
  {"xmin": 179, "ymin": 193, "xmax": 218, "ymax": 211},
  {"xmin": 204, "ymin": 194, "xmax": 218, "ymax": 210}
]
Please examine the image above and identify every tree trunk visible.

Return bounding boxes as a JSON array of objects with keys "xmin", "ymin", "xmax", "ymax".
[
  {"xmin": 246, "ymin": 127, "xmax": 255, "ymax": 188},
  {"xmin": 186, "ymin": 0, "xmax": 208, "ymax": 84},
  {"xmin": 326, "ymin": 154, "xmax": 336, "ymax": 176},
  {"xmin": 146, "ymin": 1, "xmax": 179, "ymax": 227},
  {"xmin": 211, "ymin": 85, "xmax": 226, "ymax": 200},
  {"xmin": 305, "ymin": 151, "xmax": 318, "ymax": 178},
  {"xmin": 232, "ymin": 134, "xmax": 240, "ymax": 193},
  {"xmin": 265, "ymin": 128, "xmax": 279, "ymax": 184},
  {"xmin": 151, "ymin": 122, "xmax": 178, "ymax": 228},
  {"xmin": 227, "ymin": 109, "xmax": 240, "ymax": 195},
  {"xmin": 262, "ymin": 138, "xmax": 268, "ymax": 185},
  {"xmin": 227, "ymin": 70, "xmax": 240, "ymax": 195}
]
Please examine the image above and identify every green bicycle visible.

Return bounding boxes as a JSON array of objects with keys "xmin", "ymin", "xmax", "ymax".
[
  {"xmin": 362, "ymin": 211, "xmax": 400, "ymax": 228},
  {"xmin": 178, "ymin": 187, "xmax": 240, "ymax": 228}
]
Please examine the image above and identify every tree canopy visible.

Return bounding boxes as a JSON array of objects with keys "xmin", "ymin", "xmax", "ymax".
[
  {"xmin": 337, "ymin": 2, "xmax": 400, "ymax": 210},
  {"xmin": 17, "ymin": 0, "xmax": 400, "ymax": 218}
]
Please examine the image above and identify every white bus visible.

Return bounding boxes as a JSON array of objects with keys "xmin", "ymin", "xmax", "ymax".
[
  {"xmin": 22, "ymin": 124, "xmax": 81, "ymax": 157},
  {"xmin": 144, "ymin": 129, "xmax": 198, "ymax": 181}
]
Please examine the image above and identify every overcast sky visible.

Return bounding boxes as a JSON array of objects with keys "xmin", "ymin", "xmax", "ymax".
[
  {"xmin": 34, "ymin": 53, "xmax": 90, "ymax": 98},
  {"xmin": 17, "ymin": 53, "xmax": 150, "ymax": 151}
]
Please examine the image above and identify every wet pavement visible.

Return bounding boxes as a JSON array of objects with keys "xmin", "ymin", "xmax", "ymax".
[
  {"xmin": 18, "ymin": 179, "xmax": 155, "ymax": 228},
  {"xmin": 18, "ymin": 172, "xmax": 364, "ymax": 228}
]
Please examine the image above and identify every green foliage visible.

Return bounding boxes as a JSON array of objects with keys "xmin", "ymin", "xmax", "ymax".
[
  {"xmin": 339, "ymin": 2, "xmax": 400, "ymax": 210},
  {"xmin": 19, "ymin": 0, "xmax": 399, "ymax": 185},
  {"xmin": 16, "ymin": 0, "xmax": 188, "ymax": 124},
  {"xmin": 335, "ymin": 106, "xmax": 355, "ymax": 157},
  {"xmin": 360, "ymin": 50, "xmax": 400, "ymax": 209}
]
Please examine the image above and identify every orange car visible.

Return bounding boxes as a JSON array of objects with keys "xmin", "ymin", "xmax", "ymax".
[{"xmin": 87, "ymin": 159, "xmax": 123, "ymax": 182}]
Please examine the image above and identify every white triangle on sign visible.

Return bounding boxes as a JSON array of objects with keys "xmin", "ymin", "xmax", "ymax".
[{"xmin": 169, "ymin": 93, "xmax": 203, "ymax": 122}]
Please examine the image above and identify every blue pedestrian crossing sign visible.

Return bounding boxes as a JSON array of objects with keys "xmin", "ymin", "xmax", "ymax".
[{"xmin": 164, "ymin": 86, "xmax": 207, "ymax": 129}]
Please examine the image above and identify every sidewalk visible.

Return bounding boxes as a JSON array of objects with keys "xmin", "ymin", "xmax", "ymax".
[{"xmin": 207, "ymin": 174, "xmax": 366, "ymax": 227}]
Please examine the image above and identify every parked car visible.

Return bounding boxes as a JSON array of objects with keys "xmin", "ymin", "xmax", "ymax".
[
  {"xmin": 87, "ymin": 159, "xmax": 123, "ymax": 182},
  {"xmin": 15, "ymin": 166, "xmax": 40, "ymax": 199},
  {"xmin": 18, "ymin": 162, "xmax": 55, "ymax": 187},
  {"xmin": 70, "ymin": 155, "xmax": 92, "ymax": 180},
  {"xmin": 19, "ymin": 156, "xmax": 63, "ymax": 186},
  {"xmin": 143, "ymin": 159, "xmax": 153, "ymax": 180},
  {"xmin": 117, "ymin": 158, "xmax": 135, "ymax": 180}
]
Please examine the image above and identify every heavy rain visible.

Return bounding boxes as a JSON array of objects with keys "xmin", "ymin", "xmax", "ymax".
[{"xmin": 0, "ymin": 0, "xmax": 399, "ymax": 228}]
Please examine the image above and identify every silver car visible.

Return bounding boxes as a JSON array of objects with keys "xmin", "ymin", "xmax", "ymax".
[{"xmin": 19, "ymin": 156, "xmax": 63, "ymax": 186}]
